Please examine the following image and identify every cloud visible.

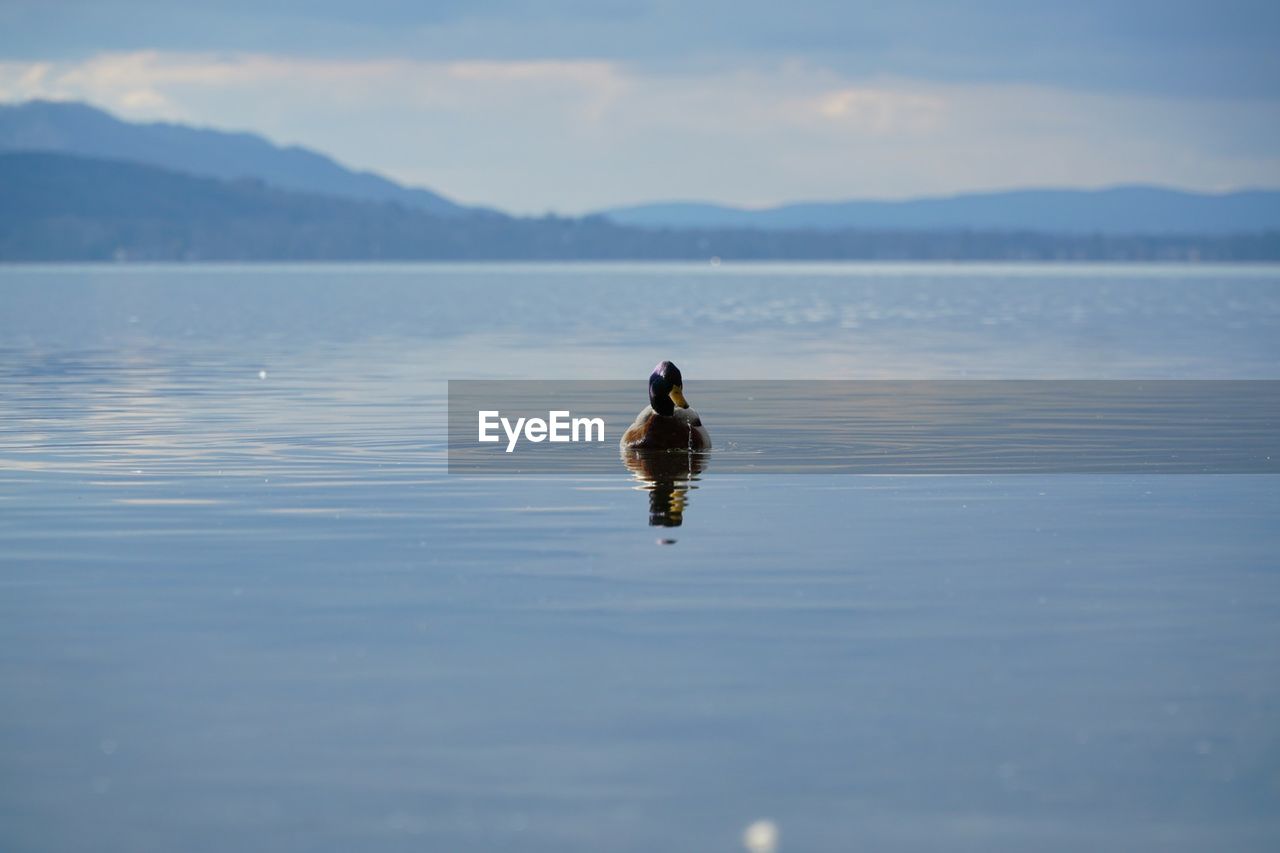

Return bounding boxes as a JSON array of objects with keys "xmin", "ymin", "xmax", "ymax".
[
  {"xmin": 4, "ymin": 1, "xmax": 1279, "ymax": 100},
  {"xmin": 7, "ymin": 0, "xmax": 1280, "ymax": 100},
  {"xmin": 811, "ymin": 88, "xmax": 944, "ymax": 133},
  {"xmin": 2, "ymin": 51, "xmax": 1278, "ymax": 213}
]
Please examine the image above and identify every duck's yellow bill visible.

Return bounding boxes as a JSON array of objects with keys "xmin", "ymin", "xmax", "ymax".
[{"xmin": 669, "ymin": 386, "xmax": 690, "ymax": 408}]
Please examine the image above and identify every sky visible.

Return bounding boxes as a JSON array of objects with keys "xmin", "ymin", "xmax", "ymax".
[{"xmin": 1, "ymin": 0, "xmax": 1278, "ymax": 214}]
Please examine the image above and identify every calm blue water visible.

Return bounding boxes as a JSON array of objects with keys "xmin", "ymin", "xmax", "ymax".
[{"xmin": 2, "ymin": 263, "xmax": 1279, "ymax": 852}]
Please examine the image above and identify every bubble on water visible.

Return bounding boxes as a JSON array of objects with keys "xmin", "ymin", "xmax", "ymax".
[
  {"xmin": 743, "ymin": 819, "xmax": 778, "ymax": 853},
  {"xmin": 258, "ymin": 370, "xmax": 268, "ymax": 380}
]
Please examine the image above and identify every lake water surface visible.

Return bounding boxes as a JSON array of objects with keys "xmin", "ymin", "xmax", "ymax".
[{"xmin": 2, "ymin": 263, "xmax": 1279, "ymax": 852}]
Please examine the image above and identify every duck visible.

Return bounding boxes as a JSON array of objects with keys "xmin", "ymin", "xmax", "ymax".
[{"xmin": 620, "ymin": 361, "xmax": 711, "ymax": 450}]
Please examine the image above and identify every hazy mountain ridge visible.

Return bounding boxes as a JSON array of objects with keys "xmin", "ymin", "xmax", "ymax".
[
  {"xmin": 6, "ymin": 99, "xmax": 1279, "ymax": 238},
  {"xmin": 4, "ymin": 151, "xmax": 1276, "ymax": 261},
  {"xmin": 601, "ymin": 188, "xmax": 1280, "ymax": 235},
  {"xmin": 0, "ymin": 100, "xmax": 468, "ymax": 216}
]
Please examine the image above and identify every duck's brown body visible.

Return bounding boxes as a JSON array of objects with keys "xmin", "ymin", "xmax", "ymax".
[{"xmin": 620, "ymin": 406, "xmax": 711, "ymax": 450}]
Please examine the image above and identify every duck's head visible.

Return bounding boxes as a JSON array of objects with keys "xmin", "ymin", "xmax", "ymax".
[{"xmin": 649, "ymin": 360, "xmax": 691, "ymax": 416}]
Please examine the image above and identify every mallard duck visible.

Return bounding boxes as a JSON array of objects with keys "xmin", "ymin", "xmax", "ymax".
[{"xmin": 620, "ymin": 361, "xmax": 711, "ymax": 450}]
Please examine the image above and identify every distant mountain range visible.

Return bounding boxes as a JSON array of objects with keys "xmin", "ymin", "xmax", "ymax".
[
  {"xmin": 1, "ymin": 99, "xmax": 1278, "ymax": 261},
  {"xmin": 5, "ymin": 100, "xmax": 1280, "ymax": 239},
  {"xmin": 4, "ymin": 151, "xmax": 1276, "ymax": 261},
  {"xmin": 0, "ymin": 151, "xmax": 510, "ymax": 260},
  {"xmin": 0, "ymin": 99, "xmax": 469, "ymax": 216},
  {"xmin": 600, "ymin": 188, "xmax": 1280, "ymax": 235}
]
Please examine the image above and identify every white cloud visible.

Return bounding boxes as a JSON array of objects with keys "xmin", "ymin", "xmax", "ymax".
[
  {"xmin": 812, "ymin": 87, "xmax": 944, "ymax": 133},
  {"xmin": 2, "ymin": 51, "xmax": 1277, "ymax": 213}
]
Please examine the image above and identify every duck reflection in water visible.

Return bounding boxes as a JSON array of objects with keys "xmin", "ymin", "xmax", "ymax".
[{"xmin": 621, "ymin": 448, "xmax": 709, "ymax": 528}]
